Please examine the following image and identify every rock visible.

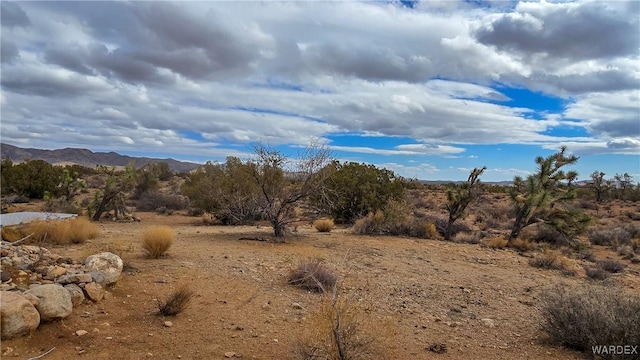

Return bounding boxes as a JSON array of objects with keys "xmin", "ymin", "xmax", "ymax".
[
  {"xmin": 291, "ymin": 302, "xmax": 303, "ymax": 309},
  {"xmin": 427, "ymin": 343, "xmax": 448, "ymax": 354},
  {"xmin": 224, "ymin": 352, "xmax": 237, "ymax": 358},
  {"xmin": 25, "ymin": 284, "xmax": 73, "ymax": 321},
  {"xmin": 76, "ymin": 330, "xmax": 88, "ymax": 336},
  {"xmin": 55, "ymin": 273, "xmax": 93, "ymax": 284},
  {"xmin": 1, "ymin": 270, "xmax": 11, "ymax": 282},
  {"xmin": 88, "ymin": 271, "xmax": 107, "ymax": 286},
  {"xmin": 481, "ymin": 318, "xmax": 496, "ymax": 328},
  {"xmin": 65, "ymin": 284, "xmax": 86, "ymax": 306},
  {"xmin": 85, "ymin": 253, "xmax": 123, "ymax": 285},
  {"xmin": 46, "ymin": 266, "xmax": 67, "ymax": 280},
  {"xmin": 82, "ymin": 282, "xmax": 104, "ymax": 302},
  {"xmin": 0, "ymin": 291, "xmax": 40, "ymax": 340},
  {"xmin": 164, "ymin": 321, "xmax": 173, "ymax": 327},
  {"xmin": 20, "ymin": 292, "xmax": 40, "ymax": 307}
]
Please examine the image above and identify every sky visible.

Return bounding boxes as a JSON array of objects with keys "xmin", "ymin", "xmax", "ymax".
[{"xmin": 1, "ymin": 0, "xmax": 639, "ymax": 182}]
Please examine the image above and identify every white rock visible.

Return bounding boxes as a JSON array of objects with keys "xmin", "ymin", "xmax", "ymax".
[
  {"xmin": 85, "ymin": 252, "xmax": 123, "ymax": 285},
  {"xmin": 0, "ymin": 291, "xmax": 40, "ymax": 340},
  {"xmin": 481, "ymin": 318, "xmax": 496, "ymax": 328},
  {"xmin": 76, "ymin": 330, "xmax": 88, "ymax": 336}
]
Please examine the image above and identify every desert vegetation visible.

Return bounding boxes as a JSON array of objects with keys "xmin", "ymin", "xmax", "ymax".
[{"xmin": 1, "ymin": 145, "xmax": 640, "ymax": 359}]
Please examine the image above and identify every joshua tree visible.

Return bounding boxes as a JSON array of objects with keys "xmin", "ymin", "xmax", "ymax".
[
  {"xmin": 590, "ymin": 171, "xmax": 607, "ymax": 203},
  {"xmin": 444, "ymin": 167, "xmax": 486, "ymax": 240},
  {"xmin": 508, "ymin": 147, "xmax": 587, "ymax": 243}
]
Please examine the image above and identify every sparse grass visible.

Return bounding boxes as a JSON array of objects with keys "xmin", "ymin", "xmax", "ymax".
[
  {"xmin": 158, "ymin": 285, "xmax": 194, "ymax": 316},
  {"xmin": 288, "ymin": 259, "xmax": 337, "ymax": 293},
  {"xmin": 142, "ymin": 225, "xmax": 175, "ymax": 258},
  {"xmin": 313, "ymin": 219, "xmax": 335, "ymax": 233},
  {"xmin": 1, "ymin": 217, "xmax": 100, "ymax": 245},
  {"xmin": 541, "ymin": 284, "xmax": 640, "ymax": 358},
  {"xmin": 352, "ymin": 211, "xmax": 385, "ymax": 235},
  {"xmin": 293, "ymin": 294, "xmax": 388, "ymax": 360},
  {"xmin": 484, "ymin": 237, "xmax": 508, "ymax": 249}
]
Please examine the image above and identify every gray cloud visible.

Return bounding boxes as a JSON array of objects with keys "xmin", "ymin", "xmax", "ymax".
[
  {"xmin": 1, "ymin": 1, "xmax": 30, "ymax": 28},
  {"xmin": 474, "ymin": 1, "xmax": 639, "ymax": 60},
  {"xmin": 1, "ymin": 37, "xmax": 19, "ymax": 63}
]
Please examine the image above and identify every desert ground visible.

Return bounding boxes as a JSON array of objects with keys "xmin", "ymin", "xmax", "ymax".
[{"xmin": 2, "ymin": 199, "xmax": 639, "ymax": 360}]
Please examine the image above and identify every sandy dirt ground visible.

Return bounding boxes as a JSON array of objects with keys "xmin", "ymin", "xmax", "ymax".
[{"xmin": 2, "ymin": 211, "xmax": 639, "ymax": 360}]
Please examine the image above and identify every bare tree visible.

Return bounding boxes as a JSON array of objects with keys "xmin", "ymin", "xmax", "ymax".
[{"xmin": 247, "ymin": 142, "xmax": 333, "ymax": 241}]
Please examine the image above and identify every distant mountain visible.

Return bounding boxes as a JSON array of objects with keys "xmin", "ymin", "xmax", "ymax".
[{"xmin": 0, "ymin": 143, "xmax": 201, "ymax": 173}]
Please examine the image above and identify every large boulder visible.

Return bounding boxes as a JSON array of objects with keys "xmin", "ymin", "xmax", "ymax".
[
  {"xmin": 1, "ymin": 291, "xmax": 40, "ymax": 340},
  {"xmin": 85, "ymin": 252, "xmax": 123, "ymax": 285},
  {"xmin": 25, "ymin": 284, "xmax": 73, "ymax": 321}
]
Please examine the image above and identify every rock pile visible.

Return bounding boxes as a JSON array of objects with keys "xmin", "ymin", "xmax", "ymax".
[{"xmin": 0, "ymin": 242, "xmax": 123, "ymax": 340}]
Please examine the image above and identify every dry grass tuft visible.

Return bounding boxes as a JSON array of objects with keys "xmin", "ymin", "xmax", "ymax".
[
  {"xmin": 529, "ymin": 252, "xmax": 568, "ymax": 271},
  {"xmin": 158, "ymin": 285, "xmax": 194, "ymax": 316},
  {"xmin": 484, "ymin": 236, "xmax": 508, "ymax": 249},
  {"xmin": 288, "ymin": 259, "xmax": 337, "ymax": 293},
  {"xmin": 541, "ymin": 284, "xmax": 640, "ymax": 357},
  {"xmin": 1, "ymin": 217, "xmax": 100, "ymax": 245},
  {"xmin": 314, "ymin": 219, "xmax": 335, "ymax": 233},
  {"xmin": 293, "ymin": 295, "xmax": 389, "ymax": 360},
  {"xmin": 510, "ymin": 238, "xmax": 535, "ymax": 252},
  {"xmin": 142, "ymin": 225, "xmax": 175, "ymax": 258}
]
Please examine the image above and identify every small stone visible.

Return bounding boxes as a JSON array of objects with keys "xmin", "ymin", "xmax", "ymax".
[
  {"xmin": 262, "ymin": 302, "xmax": 270, "ymax": 310},
  {"xmin": 224, "ymin": 351, "xmax": 237, "ymax": 358},
  {"xmin": 481, "ymin": 318, "xmax": 496, "ymax": 328},
  {"xmin": 291, "ymin": 302, "xmax": 303, "ymax": 309},
  {"xmin": 76, "ymin": 330, "xmax": 88, "ymax": 336},
  {"xmin": 83, "ymin": 282, "xmax": 104, "ymax": 302},
  {"xmin": 164, "ymin": 321, "xmax": 173, "ymax": 327},
  {"xmin": 106, "ymin": 336, "xmax": 113, "ymax": 340}
]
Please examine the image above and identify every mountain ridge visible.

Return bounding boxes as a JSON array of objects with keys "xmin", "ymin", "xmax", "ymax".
[{"xmin": 0, "ymin": 143, "xmax": 201, "ymax": 173}]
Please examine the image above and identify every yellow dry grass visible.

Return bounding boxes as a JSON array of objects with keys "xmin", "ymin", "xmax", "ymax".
[
  {"xmin": 142, "ymin": 225, "xmax": 175, "ymax": 258},
  {"xmin": 1, "ymin": 217, "xmax": 100, "ymax": 245},
  {"xmin": 313, "ymin": 219, "xmax": 335, "ymax": 233}
]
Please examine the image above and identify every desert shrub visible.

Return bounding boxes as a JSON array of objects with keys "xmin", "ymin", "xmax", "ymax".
[
  {"xmin": 484, "ymin": 237, "xmax": 508, "ymax": 249},
  {"xmin": 453, "ymin": 231, "xmax": 482, "ymax": 244},
  {"xmin": 314, "ymin": 219, "xmax": 335, "ymax": 233},
  {"xmin": 510, "ymin": 238, "xmax": 535, "ymax": 251},
  {"xmin": 288, "ymin": 260, "xmax": 337, "ymax": 293},
  {"xmin": 529, "ymin": 253, "xmax": 566, "ymax": 270},
  {"xmin": 136, "ymin": 191, "xmax": 189, "ymax": 212},
  {"xmin": 353, "ymin": 211, "xmax": 385, "ymax": 235},
  {"xmin": 574, "ymin": 247, "xmax": 596, "ymax": 262},
  {"xmin": 587, "ymin": 227, "xmax": 632, "ymax": 247},
  {"xmin": 530, "ymin": 225, "xmax": 567, "ymax": 247},
  {"xmin": 596, "ymin": 259, "xmax": 624, "ymax": 273},
  {"xmin": 352, "ymin": 208, "xmax": 438, "ymax": 239},
  {"xmin": 158, "ymin": 285, "xmax": 194, "ymax": 316},
  {"xmin": 293, "ymin": 295, "xmax": 387, "ymax": 360},
  {"xmin": 2, "ymin": 217, "xmax": 99, "ymax": 245},
  {"xmin": 540, "ymin": 284, "xmax": 640, "ymax": 357},
  {"xmin": 584, "ymin": 266, "xmax": 610, "ymax": 280},
  {"xmin": 423, "ymin": 214, "xmax": 471, "ymax": 238},
  {"xmin": 142, "ymin": 226, "xmax": 175, "ymax": 258}
]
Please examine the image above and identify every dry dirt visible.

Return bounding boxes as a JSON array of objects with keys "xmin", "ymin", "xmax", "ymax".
[{"xmin": 2, "ymin": 211, "xmax": 639, "ymax": 360}]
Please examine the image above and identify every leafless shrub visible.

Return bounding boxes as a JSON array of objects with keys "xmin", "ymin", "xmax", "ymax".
[
  {"xmin": 136, "ymin": 191, "xmax": 189, "ymax": 212},
  {"xmin": 540, "ymin": 284, "xmax": 640, "ymax": 358},
  {"xmin": 583, "ymin": 266, "xmax": 610, "ymax": 280},
  {"xmin": 529, "ymin": 253, "xmax": 566, "ymax": 270},
  {"xmin": 453, "ymin": 231, "xmax": 482, "ymax": 244},
  {"xmin": 288, "ymin": 260, "xmax": 337, "ymax": 293},
  {"xmin": 293, "ymin": 295, "xmax": 388, "ymax": 360},
  {"xmin": 158, "ymin": 285, "xmax": 194, "ymax": 316},
  {"xmin": 596, "ymin": 259, "xmax": 624, "ymax": 273},
  {"xmin": 587, "ymin": 227, "xmax": 632, "ymax": 247}
]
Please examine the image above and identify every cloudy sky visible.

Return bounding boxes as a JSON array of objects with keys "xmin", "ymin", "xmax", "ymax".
[{"xmin": 1, "ymin": 0, "xmax": 638, "ymax": 181}]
